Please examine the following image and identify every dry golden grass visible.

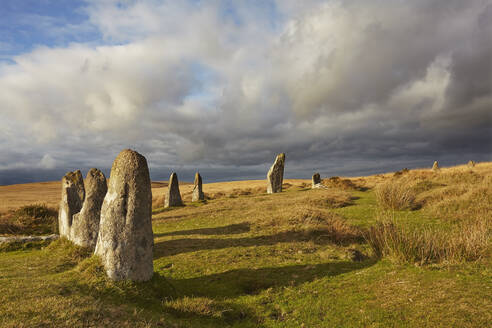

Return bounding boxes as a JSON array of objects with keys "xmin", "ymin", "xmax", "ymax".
[
  {"xmin": 152, "ymin": 179, "xmax": 309, "ymax": 208},
  {"xmin": 365, "ymin": 213, "xmax": 491, "ymax": 265},
  {"xmin": 321, "ymin": 176, "xmax": 362, "ymax": 190},
  {"xmin": 374, "ymin": 180, "xmax": 417, "ymax": 210},
  {"xmin": 363, "ymin": 161, "xmax": 492, "ymax": 264},
  {"xmin": 0, "ymin": 177, "xmax": 309, "ymax": 215},
  {"xmin": 0, "ymin": 204, "xmax": 58, "ymax": 236},
  {"xmin": 350, "ymin": 161, "xmax": 492, "ymax": 219},
  {"xmin": 0, "ymin": 181, "xmax": 61, "ymax": 212},
  {"xmin": 1, "ymin": 162, "xmax": 491, "ymax": 327}
]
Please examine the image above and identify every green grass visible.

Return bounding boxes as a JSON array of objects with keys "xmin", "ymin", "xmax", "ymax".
[{"xmin": 0, "ymin": 185, "xmax": 490, "ymax": 327}]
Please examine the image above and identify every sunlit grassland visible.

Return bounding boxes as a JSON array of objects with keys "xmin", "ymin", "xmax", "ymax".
[{"xmin": 0, "ymin": 164, "xmax": 490, "ymax": 327}]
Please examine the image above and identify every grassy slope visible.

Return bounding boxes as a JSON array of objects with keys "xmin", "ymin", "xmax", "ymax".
[{"xmin": 0, "ymin": 166, "xmax": 491, "ymax": 327}]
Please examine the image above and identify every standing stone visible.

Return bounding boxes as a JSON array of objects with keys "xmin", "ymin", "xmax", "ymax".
[
  {"xmin": 432, "ymin": 161, "xmax": 439, "ymax": 171},
  {"xmin": 58, "ymin": 170, "xmax": 85, "ymax": 238},
  {"xmin": 267, "ymin": 153, "xmax": 285, "ymax": 194},
  {"xmin": 165, "ymin": 172, "xmax": 183, "ymax": 207},
  {"xmin": 468, "ymin": 160, "xmax": 475, "ymax": 168},
  {"xmin": 71, "ymin": 168, "xmax": 107, "ymax": 250},
  {"xmin": 95, "ymin": 149, "xmax": 154, "ymax": 281},
  {"xmin": 192, "ymin": 172, "xmax": 205, "ymax": 202},
  {"xmin": 312, "ymin": 173, "xmax": 321, "ymax": 188}
]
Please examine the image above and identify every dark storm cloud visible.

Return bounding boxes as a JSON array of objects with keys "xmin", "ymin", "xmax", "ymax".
[{"xmin": 0, "ymin": 0, "xmax": 491, "ymax": 185}]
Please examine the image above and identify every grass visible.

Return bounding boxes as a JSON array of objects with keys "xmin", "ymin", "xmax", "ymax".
[
  {"xmin": 0, "ymin": 163, "xmax": 491, "ymax": 327},
  {"xmin": 365, "ymin": 215, "xmax": 491, "ymax": 265},
  {"xmin": 0, "ymin": 204, "xmax": 58, "ymax": 236},
  {"xmin": 374, "ymin": 180, "xmax": 417, "ymax": 210}
]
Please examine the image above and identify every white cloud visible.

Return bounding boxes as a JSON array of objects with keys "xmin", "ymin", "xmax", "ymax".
[
  {"xmin": 40, "ymin": 154, "xmax": 56, "ymax": 169},
  {"xmin": 0, "ymin": 0, "xmax": 490, "ymax": 184}
]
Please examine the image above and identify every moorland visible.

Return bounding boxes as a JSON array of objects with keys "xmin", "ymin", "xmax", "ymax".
[{"xmin": 0, "ymin": 163, "xmax": 490, "ymax": 327}]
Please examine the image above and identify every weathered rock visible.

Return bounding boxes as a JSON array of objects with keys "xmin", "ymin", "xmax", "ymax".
[
  {"xmin": 0, "ymin": 234, "xmax": 59, "ymax": 245},
  {"xmin": 267, "ymin": 153, "xmax": 285, "ymax": 194},
  {"xmin": 94, "ymin": 149, "xmax": 154, "ymax": 281},
  {"xmin": 468, "ymin": 160, "xmax": 476, "ymax": 168},
  {"xmin": 71, "ymin": 168, "xmax": 107, "ymax": 249},
  {"xmin": 58, "ymin": 170, "xmax": 85, "ymax": 238},
  {"xmin": 432, "ymin": 161, "xmax": 439, "ymax": 171},
  {"xmin": 192, "ymin": 172, "xmax": 205, "ymax": 202},
  {"xmin": 312, "ymin": 173, "xmax": 321, "ymax": 188},
  {"xmin": 165, "ymin": 172, "xmax": 183, "ymax": 207}
]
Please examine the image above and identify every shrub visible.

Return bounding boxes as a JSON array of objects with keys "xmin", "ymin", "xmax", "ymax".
[{"xmin": 374, "ymin": 180, "xmax": 416, "ymax": 210}]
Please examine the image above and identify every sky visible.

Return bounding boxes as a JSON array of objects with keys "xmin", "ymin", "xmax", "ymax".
[{"xmin": 0, "ymin": 0, "xmax": 491, "ymax": 185}]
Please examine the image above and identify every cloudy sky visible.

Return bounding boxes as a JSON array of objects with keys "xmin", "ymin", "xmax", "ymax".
[{"xmin": 0, "ymin": 0, "xmax": 491, "ymax": 185}]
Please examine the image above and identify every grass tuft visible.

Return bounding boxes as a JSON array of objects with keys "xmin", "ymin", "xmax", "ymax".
[
  {"xmin": 374, "ymin": 179, "xmax": 417, "ymax": 210},
  {"xmin": 365, "ymin": 214, "xmax": 491, "ymax": 265},
  {"xmin": 0, "ymin": 204, "xmax": 58, "ymax": 235}
]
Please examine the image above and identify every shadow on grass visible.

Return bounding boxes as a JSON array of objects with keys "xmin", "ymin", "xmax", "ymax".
[
  {"xmin": 74, "ymin": 259, "xmax": 262, "ymax": 327},
  {"xmin": 74, "ymin": 257, "xmax": 374, "ymax": 327},
  {"xmin": 154, "ymin": 222, "xmax": 251, "ymax": 238},
  {"xmin": 153, "ymin": 207, "xmax": 229, "ymax": 221},
  {"xmin": 152, "ymin": 205, "xmax": 186, "ymax": 215},
  {"xmin": 168, "ymin": 259, "xmax": 376, "ymax": 299},
  {"xmin": 154, "ymin": 229, "xmax": 364, "ymax": 258}
]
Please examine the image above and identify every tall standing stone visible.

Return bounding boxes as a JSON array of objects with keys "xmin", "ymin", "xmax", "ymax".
[
  {"xmin": 71, "ymin": 168, "xmax": 107, "ymax": 250},
  {"xmin": 58, "ymin": 170, "xmax": 85, "ymax": 238},
  {"xmin": 312, "ymin": 173, "xmax": 321, "ymax": 188},
  {"xmin": 95, "ymin": 149, "xmax": 154, "ymax": 281},
  {"xmin": 432, "ymin": 161, "xmax": 439, "ymax": 171},
  {"xmin": 267, "ymin": 153, "xmax": 285, "ymax": 194},
  {"xmin": 192, "ymin": 172, "xmax": 205, "ymax": 202},
  {"xmin": 165, "ymin": 172, "xmax": 183, "ymax": 207}
]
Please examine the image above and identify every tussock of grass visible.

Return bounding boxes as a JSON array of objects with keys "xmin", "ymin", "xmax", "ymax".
[
  {"xmin": 0, "ymin": 204, "xmax": 58, "ymax": 235},
  {"xmin": 321, "ymin": 176, "xmax": 361, "ymax": 190},
  {"xmin": 47, "ymin": 238, "xmax": 93, "ymax": 263},
  {"xmin": 365, "ymin": 215, "xmax": 491, "ymax": 265},
  {"xmin": 305, "ymin": 190, "xmax": 353, "ymax": 208},
  {"xmin": 207, "ymin": 186, "xmax": 266, "ymax": 200},
  {"xmin": 374, "ymin": 180, "xmax": 417, "ymax": 210}
]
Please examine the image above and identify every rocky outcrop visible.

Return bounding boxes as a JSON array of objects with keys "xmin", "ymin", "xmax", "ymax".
[
  {"xmin": 70, "ymin": 168, "xmax": 107, "ymax": 250},
  {"xmin": 267, "ymin": 153, "xmax": 285, "ymax": 194},
  {"xmin": 192, "ymin": 172, "xmax": 204, "ymax": 202},
  {"xmin": 58, "ymin": 170, "xmax": 85, "ymax": 238},
  {"xmin": 95, "ymin": 149, "xmax": 154, "ymax": 281},
  {"xmin": 165, "ymin": 172, "xmax": 183, "ymax": 207},
  {"xmin": 312, "ymin": 173, "xmax": 321, "ymax": 188}
]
